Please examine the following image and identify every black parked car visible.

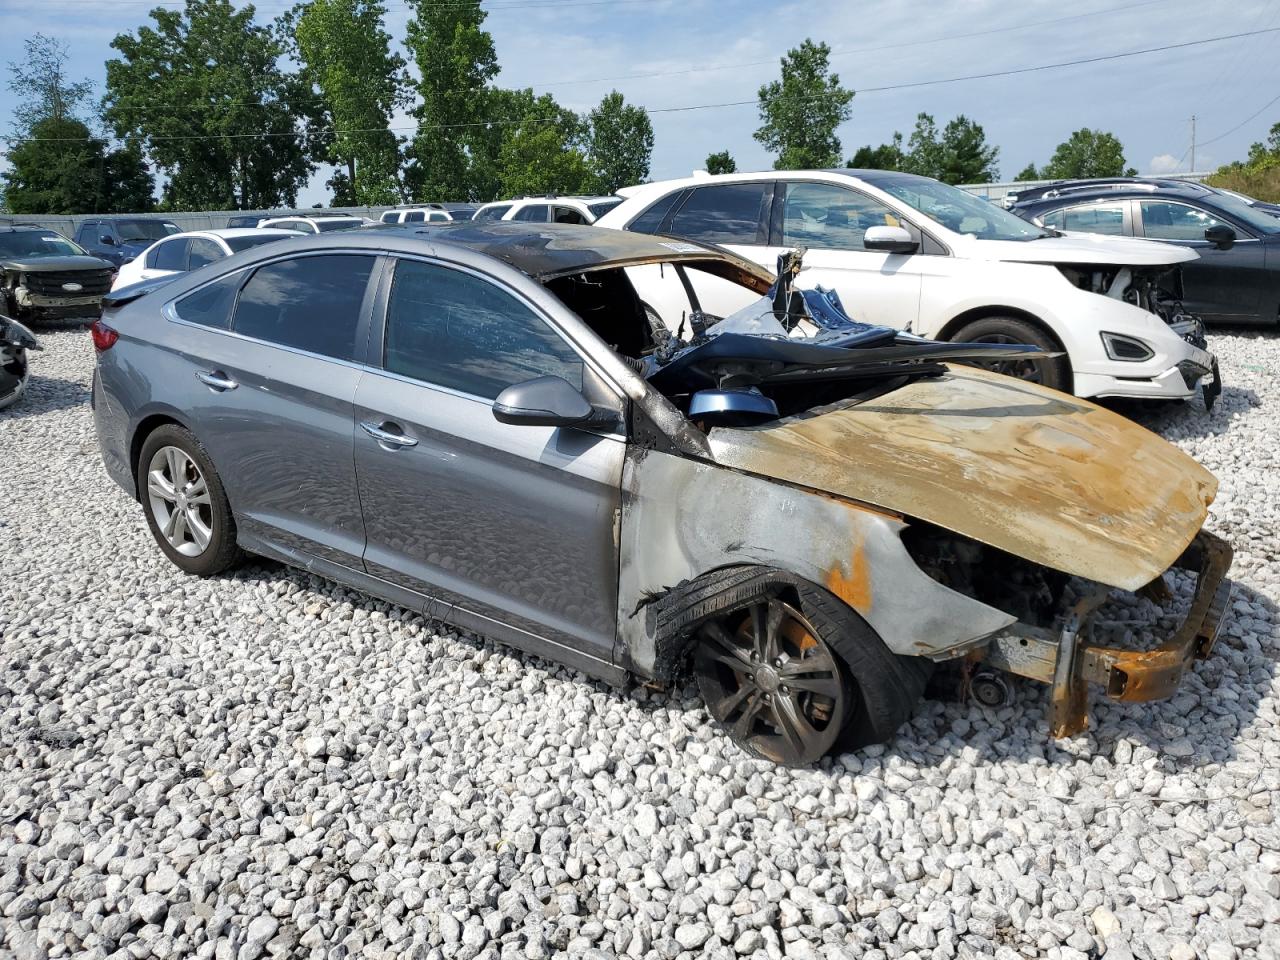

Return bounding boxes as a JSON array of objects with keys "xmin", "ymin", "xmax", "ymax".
[
  {"xmin": 1013, "ymin": 181, "xmax": 1280, "ymax": 326},
  {"xmin": 1, "ymin": 312, "xmax": 40, "ymax": 410},
  {"xmin": 74, "ymin": 217, "xmax": 181, "ymax": 267},
  {"xmin": 0, "ymin": 226, "xmax": 116, "ymax": 325}
]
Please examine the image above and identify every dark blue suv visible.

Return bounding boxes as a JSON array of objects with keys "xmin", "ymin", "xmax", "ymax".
[{"xmin": 74, "ymin": 218, "xmax": 181, "ymax": 267}]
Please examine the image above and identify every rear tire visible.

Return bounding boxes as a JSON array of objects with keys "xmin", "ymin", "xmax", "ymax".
[
  {"xmin": 137, "ymin": 424, "xmax": 242, "ymax": 576},
  {"xmin": 952, "ymin": 315, "xmax": 1071, "ymax": 393},
  {"xmin": 692, "ymin": 580, "xmax": 932, "ymax": 764}
]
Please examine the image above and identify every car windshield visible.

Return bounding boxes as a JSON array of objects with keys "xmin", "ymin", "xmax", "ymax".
[
  {"xmin": 224, "ymin": 233, "xmax": 298, "ymax": 252},
  {"xmin": 1209, "ymin": 192, "xmax": 1280, "ymax": 235},
  {"xmin": 0, "ymin": 231, "xmax": 85, "ymax": 258},
  {"xmin": 863, "ymin": 174, "xmax": 1046, "ymax": 241},
  {"xmin": 314, "ymin": 219, "xmax": 360, "ymax": 232},
  {"xmin": 116, "ymin": 220, "xmax": 177, "ymax": 242}
]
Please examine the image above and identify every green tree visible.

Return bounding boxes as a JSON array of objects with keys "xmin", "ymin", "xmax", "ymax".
[
  {"xmin": 403, "ymin": 0, "xmax": 497, "ymax": 201},
  {"xmin": 105, "ymin": 0, "xmax": 312, "ymax": 210},
  {"xmin": 755, "ymin": 40, "xmax": 853, "ymax": 169},
  {"xmin": 1040, "ymin": 128, "xmax": 1135, "ymax": 179},
  {"xmin": 282, "ymin": 0, "xmax": 408, "ymax": 205},
  {"xmin": 6, "ymin": 34, "xmax": 94, "ymax": 131},
  {"xmin": 494, "ymin": 90, "xmax": 593, "ymax": 198},
  {"xmin": 847, "ymin": 132, "xmax": 905, "ymax": 170},
  {"xmin": 899, "ymin": 113, "xmax": 998, "ymax": 184},
  {"xmin": 1206, "ymin": 121, "xmax": 1280, "ymax": 201},
  {"xmin": 1014, "ymin": 162, "xmax": 1041, "ymax": 181},
  {"xmin": 705, "ymin": 150, "xmax": 736, "ymax": 175},
  {"xmin": 3, "ymin": 116, "xmax": 153, "ymax": 213},
  {"xmin": 587, "ymin": 90, "xmax": 652, "ymax": 192}
]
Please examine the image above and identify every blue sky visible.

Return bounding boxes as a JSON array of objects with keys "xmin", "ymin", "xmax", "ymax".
[{"xmin": 1, "ymin": 0, "xmax": 1278, "ymax": 205}]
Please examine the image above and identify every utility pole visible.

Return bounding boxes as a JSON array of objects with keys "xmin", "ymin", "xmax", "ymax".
[{"xmin": 1190, "ymin": 114, "xmax": 1197, "ymax": 172}]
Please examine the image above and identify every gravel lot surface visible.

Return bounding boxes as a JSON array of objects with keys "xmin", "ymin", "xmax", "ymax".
[{"xmin": 1, "ymin": 330, "xmax": 1278, "ymax": 960}]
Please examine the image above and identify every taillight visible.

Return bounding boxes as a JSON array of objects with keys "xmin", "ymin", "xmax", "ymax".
[{"xmin": 91, "ymin": 319, "xmax": 118, "ymax": 351}]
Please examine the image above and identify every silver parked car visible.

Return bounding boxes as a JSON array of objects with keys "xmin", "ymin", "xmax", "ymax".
[{"xmin": 91, "ymin": 223, "xmax": 1231, "ymax": 765}]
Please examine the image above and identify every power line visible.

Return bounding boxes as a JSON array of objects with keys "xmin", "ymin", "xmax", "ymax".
[
  {"xmin": 1196, "ymin": 91, "xmax": 1280, "ymax": 148},
  {"xmin": 9, "ymin": 26, "xmax": 1280, "ymax": 146}
]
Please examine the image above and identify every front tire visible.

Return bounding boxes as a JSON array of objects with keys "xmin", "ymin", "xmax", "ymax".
[
  {"xmin": 952, "ymin": 315, "xmax": 1071, "ymax": 393},
  {"xmin": 692, "ymin": 583, "xmax": 931, "ymax": 765},
  {"xmin": 137, "ymin": 424, "xmax": 241, "ymax": 576}
]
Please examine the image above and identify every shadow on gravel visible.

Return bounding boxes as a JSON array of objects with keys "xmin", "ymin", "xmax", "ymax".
[
  {"xmin": 0, "ymin": 373, "xmax": 91, "ymax": 420},
  {"xmin": 1100, "ymin": 384, "xmax": 1261, "ymax": 440}
]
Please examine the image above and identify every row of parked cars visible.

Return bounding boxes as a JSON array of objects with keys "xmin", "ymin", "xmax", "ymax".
[
  {"xmin": 3, "ymin": 173, "xmax": 1262, "ymax": 762},
  {"xmin": 58, "ymin": 171, "xmax": 1253, "ymax": 763}
]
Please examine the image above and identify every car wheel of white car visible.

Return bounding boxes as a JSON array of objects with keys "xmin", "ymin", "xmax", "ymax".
[{"xmin": 953, "ymin": 316, "xmax": 1071, "ymax": 393}]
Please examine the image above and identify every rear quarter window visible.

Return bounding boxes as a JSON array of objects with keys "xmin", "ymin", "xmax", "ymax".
[
  {"xmin": 173, "ymin": 271, "xmax": 244, "ymax": 330},
  {"xmin": 232, "ymin": 255, "xmax": 375, "ymax": 361}
]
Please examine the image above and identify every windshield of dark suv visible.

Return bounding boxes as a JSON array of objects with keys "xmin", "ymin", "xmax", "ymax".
[
  {"xmin": 116, "ymin": 220, "xmax": 178, "ymax": 242},
  {"xmin": 0, "ymin": 230, "xmax": 86, "ymax": 258},
  {"xmin": 861, "ymin": 173, "xmax": 1046, "ymax": 241},
  {"xmin": 1208, "ymin": 192, "xmax": 1280, "ymax": 235}
]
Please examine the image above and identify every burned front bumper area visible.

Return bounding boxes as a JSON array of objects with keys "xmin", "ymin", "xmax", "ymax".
[{"xmin": 981, "ymin": 531, "xmax": 1233, "ymax": 737}]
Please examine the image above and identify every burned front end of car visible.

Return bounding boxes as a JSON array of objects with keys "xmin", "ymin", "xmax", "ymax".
[{"xmin": 903, "ymin": 522, "xmax": 1233, "ymax": 736}]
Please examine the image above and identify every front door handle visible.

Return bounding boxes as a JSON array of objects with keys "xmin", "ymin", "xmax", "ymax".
[
  {"xmin": 196, "ymin": 370, "xmax": 238, "ymax": 391},
  {"xmin": 360, "ymin": 420, "xmax": 418, "ymax": 448}
]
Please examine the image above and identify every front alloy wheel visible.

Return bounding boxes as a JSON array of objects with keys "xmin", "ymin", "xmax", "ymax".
[{"xmin": 694, "ymin": 597, "xmax": 850, "ymax": 765}]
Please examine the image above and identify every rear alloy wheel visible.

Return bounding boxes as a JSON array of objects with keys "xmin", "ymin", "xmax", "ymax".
[
  {"xmin": 138, "ymin": 424, "xmax": 242, "ymax": 576},
  {"xmin": 694, "ymin": 597, "xmax": 851, "ymax": 766},
  {"xmin": 953, "ymin": 316, "xmax": 1071, "ymax": 392}
]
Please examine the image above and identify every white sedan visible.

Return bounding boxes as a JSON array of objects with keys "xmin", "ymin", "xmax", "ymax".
[
  {"xmin": 595, "ymin": 171, "xmax": 1217, "ymax": 402},
  {"xmin": 111, "ymin": 228, "xmax": 303, "ymax": 291}
]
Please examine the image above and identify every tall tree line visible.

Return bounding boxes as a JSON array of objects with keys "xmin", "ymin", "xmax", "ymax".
[{"xmin": 2, "ymin": 1, "xmax": 1167, "ymax": 214}]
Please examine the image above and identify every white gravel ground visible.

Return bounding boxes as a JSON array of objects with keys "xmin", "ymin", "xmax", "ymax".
[{"xmin": 1, "ymin": 330, "xmax": 1278, "ymax": 960}]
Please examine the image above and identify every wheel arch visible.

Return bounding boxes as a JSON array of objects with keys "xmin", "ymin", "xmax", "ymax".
[
  {"xmin": 128, "ymin": 409, "xmax": 192, "ymax": 500},
  {"xmin": 934, "ymin": 305, "xmax": 1073, "ymax": 393}
]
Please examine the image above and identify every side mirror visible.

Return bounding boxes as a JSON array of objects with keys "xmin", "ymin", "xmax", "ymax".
[
  {"xmin": 492, "ymin": 375, "xmax": 615, "ymax": 429},
  {"xmin": 100, "ymin": 235, "xmax": 115, "ymax": 246},
  {"xmin": 1204, "ymin": 224, "xmax": 1235, "ymax": 250},
  {"xmin": 864, "ymin": 225, "xmax": 918, "ymax": 254}
]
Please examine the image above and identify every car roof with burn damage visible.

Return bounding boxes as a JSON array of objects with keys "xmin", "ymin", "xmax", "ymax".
[{"xmin": 358, "ymin": 221, "xmax": 754, "ymax": 280}]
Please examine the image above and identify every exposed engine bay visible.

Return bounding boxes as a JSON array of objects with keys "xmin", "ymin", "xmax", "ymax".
[
  {"xmin": 1057, "ymin": 262, "xmax": 1208, "ymax": 349},
  {"xmin": 549, "ymin": 249, "xmax": 1056, "ymax": 427}
]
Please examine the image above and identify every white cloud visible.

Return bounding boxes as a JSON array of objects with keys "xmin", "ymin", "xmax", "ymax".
[{"xmin": 1147, "ymin": 154, "xmax": 1183, "ymax": 175}]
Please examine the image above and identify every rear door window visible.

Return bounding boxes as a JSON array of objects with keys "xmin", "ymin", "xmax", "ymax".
[
  {"xmin": 383, "ymin": 258, "xmax": 583, "ymax": 399},
  {"xmin": 404, "ymin": 210, "xmax": 426, "ymax": 223},
  {"xmin": 232, "ymin": 255, "xmax": 376, "ymax": 361},
  {"xmin": 552, "ymin": 206, "xmax": 587, "ymax": 224},
  {"xmin": 188, "ymin": 239, "xmax": 224, "ymax": 269},
  {"xmin": 151, "ymin": 238, "xmax": 191, "ymax": 271},
  {"xmin": 780, "ymin": 181, "xmax": 902, "ymax": 251},
  {"xmin": 1139, "ymin": 201, "xmax": 1221, "ymax": 241},
  {"xmin": 1061, "ymin": 202, "xmax": 1127, "ymax": 235},
  {"xmin": 666, "ymin": 182, "xmax": 772, "ymax": 245},
  {"xmin": 512, "ymin": 204, "xmax": 550, "ymax": 222}
]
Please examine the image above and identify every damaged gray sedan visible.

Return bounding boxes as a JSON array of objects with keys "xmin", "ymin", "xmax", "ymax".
[{"xmin": 92, "ymin": 223, "xmax": 1232, "ymax": 765}]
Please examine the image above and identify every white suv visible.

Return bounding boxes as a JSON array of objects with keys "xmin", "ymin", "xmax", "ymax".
[
  {"xmin": 595, "ymin": 171, "xmax": 1218, "ymax": 402},
  {"xmin": 472, "ymin": 196, "xmax": 622, "ymax": 225},
  {"xmin": 257, "ymin": 215, "xmax": 366, "ymax": 234},
  {"xmin": 380, "ymin": 205, "xmax": 453, "ymax": 224}
]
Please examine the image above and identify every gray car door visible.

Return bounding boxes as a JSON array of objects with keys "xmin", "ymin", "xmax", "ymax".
[
  {"xmin": 167, "ymin": 252, "xmax": 381, "ymax": 567},
  {"xmin": 353, "ymin": 256, "xmax": 625, "ymax": 667}
]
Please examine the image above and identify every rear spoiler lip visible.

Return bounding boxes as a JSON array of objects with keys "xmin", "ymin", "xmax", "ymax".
[{"xmin": 101, "ymin": 274, "xmax": 180, "ymax": 309}]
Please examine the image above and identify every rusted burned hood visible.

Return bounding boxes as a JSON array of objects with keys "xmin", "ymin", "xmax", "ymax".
[{"xmin": 708, "ymin": 366, "xmax": 1217, "ymax": 591}]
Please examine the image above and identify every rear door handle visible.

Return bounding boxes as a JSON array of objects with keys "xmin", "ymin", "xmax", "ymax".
[
  {"xmin": 196, "ymin": 370, "xmax": 238, "ymax": 391},
  {"xmin": 360, "ymin": 420, "xmax": 418, "ymax": 448}
]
